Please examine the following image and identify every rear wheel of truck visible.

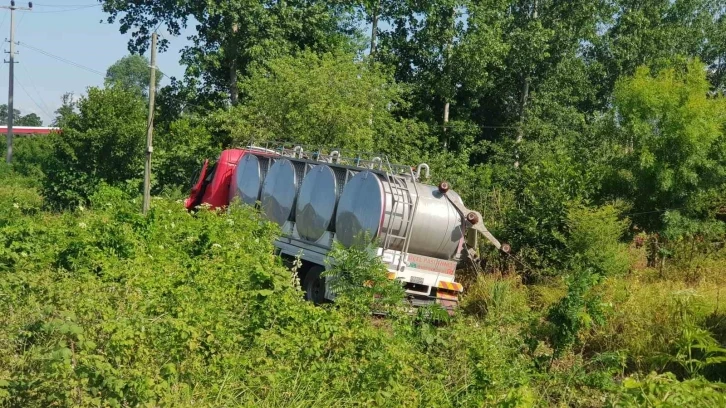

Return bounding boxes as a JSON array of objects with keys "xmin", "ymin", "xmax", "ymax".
[{"xmin": 303, "ymin": 266, "xmax": 326, "ymax": 304}]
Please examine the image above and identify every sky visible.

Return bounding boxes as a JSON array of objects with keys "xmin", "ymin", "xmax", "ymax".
[{"xmin": 0, "ymin": 1, "xmax": 191, "ymax": 125}]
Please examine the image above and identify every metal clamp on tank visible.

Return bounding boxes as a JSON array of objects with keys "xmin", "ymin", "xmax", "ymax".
[{"xmin": 436, "ymin": 181, "xmax": 511, "ymax": 259}]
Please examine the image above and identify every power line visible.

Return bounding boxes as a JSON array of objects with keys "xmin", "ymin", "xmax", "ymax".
[
  {"xmin": 33, "ymin": 3, "xmax": 99, "ymax": 7},
  {"xmin": 0, "ymin": 11, "xmax": 7, "ymax": 34},
  {"xmin": 18, "ymin": 62, "xmax": 53, "ymax": 118},
  {"xmin": 17, "ymin": 41, "xmax": 105, "ymax": 76},
  {"xmin": 32, "ymin": 5, "xmax": 100, "ymax": 14},
  {"xmin": 16, "ymin": 77, "xmax": 53, "ymax": 121}
]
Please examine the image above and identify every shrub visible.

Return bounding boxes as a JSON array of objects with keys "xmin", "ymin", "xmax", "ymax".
[
  {"xmin": 41, "ymin": 86, "xmax": 147, "ymax": 209},
  {"xmin": 0, "ymin": 136, "xmax": 53, "ymax": 181},
  {"xmin": 566, "ymin": 203, "xmax": 631, "ymax": 277},
  {"xmin": 153, "ymin": 117, "xmax": 217, "ymax": 195},
  {"xmin": 324, "ymin": 240, "xmax": 405, "ymax": 316}
]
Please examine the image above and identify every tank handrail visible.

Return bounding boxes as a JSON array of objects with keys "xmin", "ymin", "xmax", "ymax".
[
  {"xmin": 415, "ymin": 163, "xmax": 430, "ymax": 180},
  {"xmin": 371, "ymin": 156, "xmax": 382, "ymax": 169},
  {"xmin": 242, "ymin": 139, "xmax": 432, "ymax": 177},
  {"xmin": 330, "ymin": 150, "xmax": 340, "ymax": 163}
]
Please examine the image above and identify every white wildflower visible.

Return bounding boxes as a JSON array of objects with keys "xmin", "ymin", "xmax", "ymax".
[
  {"xmin": 13, "ymin": 203, "xmax": 19, "ymax": 209},
  {"xmin": 212, "ymin": 243, "xmax": 222, "ymax": 249},
  {"xmin": 78, "ymin": 222, "xmax": 87, "ymax": 229},
  {"xmin": 78, "ymin": 205, "xmax": 85, "ymax": 212}
]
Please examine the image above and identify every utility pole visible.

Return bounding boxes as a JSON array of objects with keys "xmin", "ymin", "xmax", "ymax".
[
  {"xmin": 142, "ymin": 32, "xmax": 157, "ymax": 215},
  {"xmin": 2, "ymin": 1, "xmax": 32, "ymax": 164}
]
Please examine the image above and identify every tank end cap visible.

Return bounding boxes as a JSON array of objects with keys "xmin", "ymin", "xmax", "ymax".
[
  {"xmin": 438, "ymin": 181, "xmax": 450, "ymax": 193},
  {"xmin": 501, "ymin": 243, "xmax": 511, "ymax": 253}
]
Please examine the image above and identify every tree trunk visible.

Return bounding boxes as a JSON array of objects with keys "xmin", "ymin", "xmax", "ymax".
[
  {"xmin": 370, "ymin": 0, "xmax": 379, "ymax": 56},
  {"xmin": 442, "ymin": 6, "xmax": 454, "ymax": 150},
  {"xmin": 229, "ymin": 23, "xmax": 239, "ymax": 105},
  {"xmin": 514, "ymin": 0, "xmax": 537, "ymax": 168}
]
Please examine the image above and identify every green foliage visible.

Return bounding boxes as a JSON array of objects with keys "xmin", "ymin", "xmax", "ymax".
[
  {"xmin": 499, "ymin": 140, "xmax": 600, "ymax": 277},
  {"xmin": 41, "ymin": 86, "xmax": 147, "ymax": 209},
  {"xmin": 153, "ymin": 117, "xmax": 217, "ymax": 194},
  {"xmin": 461, "ymin": 274, "xmax": 530, "ymax": 323},
  {"xmin": 610, "ymin": 372, "xmax": 726, "ymax": 407},
  {"xmin": 219, "ymin": 51, "xmax": 405, "ymax": 151},
  {"xmin": 566, "ymin": 204, "xmax": 631, "ymax": 277},
  {"xmin": 545, "ymin": 269, "xmax": 605, "ymax": 357},
  {"xmin": 105, "ymin": 54, "xmax": 162, "ymax": 97},
  {"xmin": 324, "ymin": 240, "xmax": 405, "ymax": 316},
  {"xmin": 102, "ymin": 0, "xmax": 357, "ymax": 107},
  {"xmin": 0, "ymin": 104, "xmax": 43, "ymax": 126},
  {"xmin": 609, "ymin": 60, "xmax": 726, "ymax": 230},
  {"xmin": 0, "ymin": 136, "xmax": 53, "ymax": 182}
]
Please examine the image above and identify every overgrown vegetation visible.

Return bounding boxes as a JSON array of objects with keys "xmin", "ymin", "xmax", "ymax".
[
  {"xmin": 0, "ymin": 0, "xmax": 724, "ymax": 405},
  {"xmin": 2, "ymin": 163, "xmax": 725, "ymax": 406}
]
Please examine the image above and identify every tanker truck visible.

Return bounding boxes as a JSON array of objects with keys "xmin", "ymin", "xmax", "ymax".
[{"xmin": 185, "ymin": 142, "xmax": 505, "ymax": 310}]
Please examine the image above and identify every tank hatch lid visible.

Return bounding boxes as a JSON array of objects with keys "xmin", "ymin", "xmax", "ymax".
[
  {"xmin": 231, "ymin": 153, "xmax": 262, "ymax": 205},
  {"xmin": 335, "ymin": 170, "xmax": 384, "ymax": 247},
  {"xmin": 261, "ymin": 158, "xmax": 298, "ymax": 226},
  {"xmin": 296, "ymin": 164, "xmax": 338, "ymax": 242}
]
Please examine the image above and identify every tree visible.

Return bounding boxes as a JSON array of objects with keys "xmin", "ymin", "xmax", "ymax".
[
  {"xmin": 214, "ymin": 51, "xmax": 407, "ymax": 151},
  {"xmin": 591, "ymin": 0, "xmax": 723, "ymax": 100},
  {"xmin": 52, "ymin": 92, "xmax": 77, "ymax": 127},
  {"xmin": 0, "ymin": 105, "xmax": 43, "ymax": 126},
  {"xmin": 41, "ymin": 86, "xmax": 148, "ymax": 209},
  {"xmin": 16, "ymin": 113, "xmax": 42, "ymax": 127},
  {"xmin": 101, "ymin": 0, "xmax": 358, "ymax": 108},
  {"xmin": 607, "ymin": 60, "xmax": 726, "ymax": 229},
  {"xmin": 105, "ymin": 54, "xmax": 161, "ymax": 97}
]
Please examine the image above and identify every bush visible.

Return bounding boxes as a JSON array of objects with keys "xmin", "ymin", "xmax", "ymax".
[
  {"xmin": 566, "ymin": 204, "xmax": 631, "ymax": 277},
  {"xmin": 41, "ymin": 86, "xmax": 147, "ymax": 209},
  {"xmin": 153, "ymin": 117, "xmax": 217, "ymax": 195},
  {"xmin": 0, "ymin": 136, "xmax": 53, "ymax": 181}
]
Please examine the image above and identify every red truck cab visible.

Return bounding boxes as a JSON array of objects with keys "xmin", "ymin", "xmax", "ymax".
[{"xmin": 185, "ymin": 149, "xmax": 247, "ymax": 210}]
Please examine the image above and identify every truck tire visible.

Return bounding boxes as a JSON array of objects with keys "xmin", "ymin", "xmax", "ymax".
[{"xmin": 303, "ymin": 266, "xmax": 326, "ymax": 304}]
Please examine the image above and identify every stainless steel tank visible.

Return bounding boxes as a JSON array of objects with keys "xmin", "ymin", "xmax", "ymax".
[
  {"xmin": 260, "ymin": 158, "xmax": 306, "ymax": 226},
  {"xmin": 295, "ymin": 164, "xmax": 342, "ymax": 242},
  {"xmin": 335, "ymin": 171, "xmax": 464, "ymax": 259},
  {"xmin": 230, "ymin": 153, "xmax": 272, "ymax": 205}
]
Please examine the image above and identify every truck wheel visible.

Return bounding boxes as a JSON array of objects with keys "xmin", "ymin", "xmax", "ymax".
[{"xmin": 303, "ymin": 266, "xmax": 326, "ymax": 304}]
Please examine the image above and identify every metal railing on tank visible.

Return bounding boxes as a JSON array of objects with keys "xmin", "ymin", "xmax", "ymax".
[{"xmin": 243, "ymin": 140, "xmax": 429, "ymax": 181}]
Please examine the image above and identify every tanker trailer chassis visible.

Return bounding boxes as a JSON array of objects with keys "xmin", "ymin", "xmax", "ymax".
[{"xmin": 187, "ymin": 142, "xmax": 504, "ymax": 311}]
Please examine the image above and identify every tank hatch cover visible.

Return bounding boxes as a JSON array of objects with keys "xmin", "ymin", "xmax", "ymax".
[
  {"xmin": 296, "ymin": 165, "xmax": 338, "ymax": 242},
  {"xmin": 261, "ymin": 158, "xmax": 298, "ymax": 226},
  {"xmin": 335, "ymin": 170, "xmax": 384, "ymax": 247},
  {"xmin": 232, "ymin": 154, "xmax": 262, "ymax": 205}
]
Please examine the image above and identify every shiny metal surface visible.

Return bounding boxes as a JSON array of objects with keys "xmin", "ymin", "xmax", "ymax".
[
  {"xmin": 335, "ymin": 171, "xmax": 384, "ymax": 247},
  {"xmin": 296, "ymin": 165, "xmax": 338, "ymax": 242},
  {"xmin": 404, "ymin": 185, "xmax": 463, "ymax": 259},
  {"xmin": 261, "ymin": 159, "xmax": 298, "ymax": 226},
  {"xmin": 335, "ymin": 171, "xmax": 463, "ymax": 259},
  {"xmin": 230, "ymin": 154, "xmax": 262, "ymax": 205}
]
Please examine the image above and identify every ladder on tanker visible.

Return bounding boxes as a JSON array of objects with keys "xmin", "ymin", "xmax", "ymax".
[{"xmin": 380, "ymin": 172, "xmax": 420, "ymax": 272}]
